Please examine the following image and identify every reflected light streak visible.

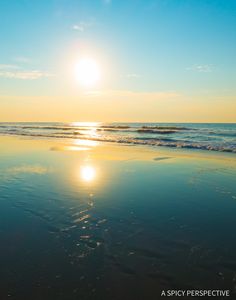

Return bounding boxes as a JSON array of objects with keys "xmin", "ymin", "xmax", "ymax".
[
  {"xmin": 74, "ymin": 139, "xmax": 99, "ymax": 147},
  {"xmin": 66, "ymin": 145, "xmax": 90, "ymax": 151}
]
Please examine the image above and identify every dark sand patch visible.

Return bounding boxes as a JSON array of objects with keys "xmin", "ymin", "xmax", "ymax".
[{"xmin": 153, "ymin": 156, "xmax": 172, "ymax": 161}]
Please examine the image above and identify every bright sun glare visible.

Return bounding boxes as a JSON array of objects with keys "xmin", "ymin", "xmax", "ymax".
[
  {"xmin": 80, "ymin": 166, "xmax": 96, "ymax": 182},
  {"xmin": 75, "ymin": 58, "xmax": 101, "ymax": 87}
]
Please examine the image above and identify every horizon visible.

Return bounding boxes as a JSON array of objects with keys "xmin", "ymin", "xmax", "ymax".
[
  {"xmin": 0, "ymin": 121, "xmax": 236, "ymax": 124},
  {"xmin": 0, "ymin": 0, "xmax": 236, "ymax": 122}
]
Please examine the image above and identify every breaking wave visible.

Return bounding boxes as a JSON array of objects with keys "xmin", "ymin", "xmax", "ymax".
[{"xmin": 0, "ymin": 122, "xmax": 235, "ymax": 153}]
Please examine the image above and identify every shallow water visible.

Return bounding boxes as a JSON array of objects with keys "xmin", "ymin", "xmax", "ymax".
[{"xmin": 0, "ymin": 136, "xmax": 236, "ymax": 299}]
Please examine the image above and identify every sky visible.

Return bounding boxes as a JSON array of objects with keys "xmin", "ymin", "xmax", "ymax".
[{"xmin": 0, "ymin": 0, "xmax": 235, "ymax": 122}]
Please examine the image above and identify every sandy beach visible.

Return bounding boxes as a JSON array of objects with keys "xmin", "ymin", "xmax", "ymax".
[
  {"xmin": 1, "ymin": 0, "xmax": 235, "ymax": 298},
  {"xmin": 0, "ymin": 135, "xmax": 236, "ymax": 299}
]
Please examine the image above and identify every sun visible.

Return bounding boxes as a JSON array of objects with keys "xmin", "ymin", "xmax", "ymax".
[{"xmin": 75, "ymin": 58, "xmax": 101, "ymax": 87}]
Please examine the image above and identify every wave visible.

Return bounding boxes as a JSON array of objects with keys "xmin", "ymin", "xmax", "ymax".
[
  {"xmin": 0, "ymin": 123, "xmax": 235, "ymax": 153},
  {"xmin": 0, "ymin": 130, "xmax": 235, "ymax": 153},
  {"xmin": 0, "ymin": 125, "xmax": 94, "ymax": 131},
  {"xmin": 96, "ymin": 128, "xmax": 130, "ymax": 132},
  {"xmin": 137, "ymin": 129, "xmax": 177, "ymax": 134},
  {"xmin": 100, "ymin": 125, "xmax": 130, "ymax": 129},
  {"xmin": 21, "ymin": 126, "xmax": 73, "ymax": 130},
  {"xmin": 9, "ymin": 124, "xmax": 189, "ymax": 133},
  {"xmin": 206, "ymin": 131, "xmax": 236, "ymax": 137},
  {"xmin": 2, "ymin": 125, "xmax": 132, "ymax": 132},
  {"xmin": 141, "ymin": 126, "xmax": 189, "ymax": 130}
]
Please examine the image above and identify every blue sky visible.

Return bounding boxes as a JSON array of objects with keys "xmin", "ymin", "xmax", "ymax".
[{"xmin": 0, "ymin": 0, "xmax": 235, "ymax": 121}]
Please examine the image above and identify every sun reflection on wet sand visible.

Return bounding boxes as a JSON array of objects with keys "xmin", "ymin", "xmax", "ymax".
[
  {"xmin": 80, "ymin": 165, "xmax": 96, "ymax": 182},
  {"xmin": 65, "ymin": 145, "xmax": 90, "ymax": 151},
  {"xmin": 50, "ymin": 139, "xmax": 99, "ymax": 152},
  {"xmin": 73, "ymin": 139, "xmax": 99, "ymax": 147}
]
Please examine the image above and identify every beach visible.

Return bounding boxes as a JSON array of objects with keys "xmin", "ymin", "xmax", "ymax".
[
  {"xmin": 1, "ymin": 0, "xmax": 236, "ymax": 298},
  {"xmin": 0, "ymin": 134, "xmax": 236, "ymax": 299}
]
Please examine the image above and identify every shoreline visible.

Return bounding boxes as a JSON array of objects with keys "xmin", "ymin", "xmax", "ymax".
[
  {"xmin": 1, "ymin": 134, "xmax": 236, "ymax": 162},
  {"xmin": 0, "ymin": 122, "xmax": 235, "ymax": 154}
]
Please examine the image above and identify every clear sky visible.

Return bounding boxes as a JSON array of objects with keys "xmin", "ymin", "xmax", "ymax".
[{"xmin": 0, "ymin": 0, "xmax": 235, "ymax": 122}]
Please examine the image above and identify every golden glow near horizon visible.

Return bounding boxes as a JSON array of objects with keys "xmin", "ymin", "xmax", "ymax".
[
  {"xmin": 80, "ymin": 165, "xmax": 96, "ymax": 182},
  {"xmin": 75, "ymin": 58, "xmax": 101, "ymax": 87}
]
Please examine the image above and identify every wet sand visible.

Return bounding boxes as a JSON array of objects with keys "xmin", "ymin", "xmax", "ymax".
[{"xmin": 0, "ymin": 136, "xmax": 236, "ymax": 299}]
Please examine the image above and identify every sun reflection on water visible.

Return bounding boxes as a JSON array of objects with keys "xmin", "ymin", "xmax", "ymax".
[
  {"xmin": 70, "ymin": 122, "xmax": 100, "ymax": 127},
  {"xmin": 80, "ymin": 165, "xmax": 96, "ymax": 182}
]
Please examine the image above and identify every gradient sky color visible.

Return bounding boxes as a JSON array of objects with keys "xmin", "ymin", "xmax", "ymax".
[{"xmin": 0, "ymin": 0, "xmax": 235, "ymax": 122}]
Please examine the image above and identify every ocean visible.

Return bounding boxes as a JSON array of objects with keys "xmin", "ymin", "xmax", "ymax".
[{"xmin": 0, "ymin": 122, "xmax": 236, "ymax": 153}]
